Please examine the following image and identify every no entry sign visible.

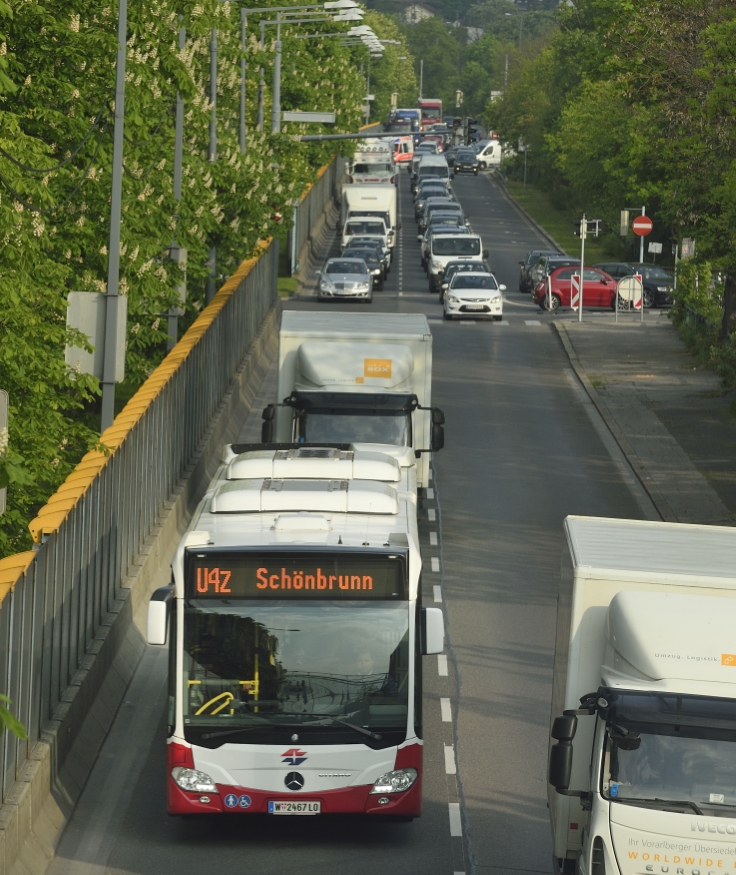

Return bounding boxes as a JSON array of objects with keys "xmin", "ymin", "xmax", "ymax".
[{"xmin": 632, "ymin": 215, "xmax": 653, "ymax": 236}]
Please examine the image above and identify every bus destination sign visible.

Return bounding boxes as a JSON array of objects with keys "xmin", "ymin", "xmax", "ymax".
[{"xmin": 185, "ymin": 551, "xmax": 405, "ymax": 600}]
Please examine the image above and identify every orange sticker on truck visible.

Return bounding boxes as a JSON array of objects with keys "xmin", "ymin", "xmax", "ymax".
[
  {"xmin": 364, "ymin": 358, "xmax": 392, "ymax": 378},
  {"xmin": 722, "ymin": 654, "xmax": 736, "ymax": 666}
]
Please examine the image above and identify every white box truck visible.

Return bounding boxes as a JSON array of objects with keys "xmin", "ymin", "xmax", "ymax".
[
  {"xmin": 260, "ymin": 312, "xmax": 444, "ymax": 489},
  {"xmin": 341, "ymin": 184, "xmax": 398, "ymax": 249},
  {"xmin": 548, "ymin": 516, "xmax": 736, "ymax": 875}
]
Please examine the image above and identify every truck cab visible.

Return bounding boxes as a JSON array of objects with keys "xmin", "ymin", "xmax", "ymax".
[
  {"xmin": 260, "ymin": 313, "xmax": 444, "ymax": 489},
  {"xmin": 548, "ymin": 517, "xmax": 736, "ymax": 875}
]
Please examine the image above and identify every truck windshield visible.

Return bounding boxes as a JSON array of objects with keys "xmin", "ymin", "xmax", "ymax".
[
  {"xmin": 346, "ymin": 221, "xmax": 386, "ymax": 236},
  {"xmin": 299, "ymin": 410, "xmax": 411, "ymax": 445},
  {"xmin": 601, "ymin": 691, "xmax": 736, "ymax": 811},
  {"xmin": 353, "ymin": 163, "xmax": 393, "ymax": 174},
  {"xmin": 183, "ymin": 600, "xmax": 409, "ymax": 739}
]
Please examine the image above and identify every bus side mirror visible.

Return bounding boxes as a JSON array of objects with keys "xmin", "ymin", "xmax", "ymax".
[
  {"xmin": 147, "ymin": 584, "xmax": 174, "ymax": 645},
  {"xmin": 261, "ymin": 405, "xmax": 275, "ymax": 443},
  {"xmin": 548, "ymin": 713, "xmax": 577, "ymax": 791},
  {"xmin": 421, "ymin": 607, "xmax": 444, "ymax": 655}
]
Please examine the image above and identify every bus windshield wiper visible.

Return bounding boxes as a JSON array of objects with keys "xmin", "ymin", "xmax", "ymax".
[
  {"xmin": 306, "ymin": 717, "xmax": 382, "ymax": 741},
  {"xmin": 200, "ymin": 723, "xmax": 277, "ymax": 740}
]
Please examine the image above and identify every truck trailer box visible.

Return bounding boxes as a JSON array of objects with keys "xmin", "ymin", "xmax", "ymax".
[
  {"xmin": 276, "ymin": 312, "xmax": 435, "ymax": 487},
  {"xmin": 341, "ymin": 184, "xmax": 398, "ymax": 245},
  {"xmin": 550, "ymin": 516, "xmax": 736, "ymax": 871}
]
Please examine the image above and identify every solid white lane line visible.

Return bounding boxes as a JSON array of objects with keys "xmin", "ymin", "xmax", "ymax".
[
  {"xmin": 431, "ymin": 557, "xmax": 440, "ymax": 572},
  {"xmin": 433, "ymin": 584, "xmax": 442, "ymax": 603},
  {"xmin": 438, "ymin": 654, "xmax": 448, "ymax": 676},
  {"xmin": 440, "ymin": 698, "xmax": 452, "ymax": 722},
  {"xmin": 430, "ymin": 531, "xmax": 438, "ymax": 545},
  {"xmin": 428, "ymin": 508, "xmax": 436, "ymax": 521},
  {"xmin": 449, "ymin": 803, "xmax": 463, "ymax": 836},
  {"xmin": 444, "ymin": 745, "xmax": 457, "ymax": 775}
]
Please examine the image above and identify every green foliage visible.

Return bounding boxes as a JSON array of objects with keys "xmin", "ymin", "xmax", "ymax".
[
  {"xmin": 401, "ymin": 18, "xmax": 463, "ymax": 108},
  {"xmin": 0, "ymin": 0, "xmax": 377, "ymax": 558},
  {"xmin": 0, "ymin": 695, "xmax": 26, "ymax": 740},
  {"xmin": 363, "ymin": 11, "xmax": 418, "ymax": 121}
]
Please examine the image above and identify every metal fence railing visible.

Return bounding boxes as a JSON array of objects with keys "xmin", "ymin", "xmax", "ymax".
[
  {"xmin": 289, "ymin": 157, "xmax": 346, "ymax": 274},
  {"xmin": 0, "ymin": 235, "xmax": 280, "ymax": 799}
]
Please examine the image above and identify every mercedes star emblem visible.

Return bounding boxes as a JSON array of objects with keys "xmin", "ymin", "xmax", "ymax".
[{"xmin": 285, "ymin": 772, "xmax": 305, "ymax": 791}]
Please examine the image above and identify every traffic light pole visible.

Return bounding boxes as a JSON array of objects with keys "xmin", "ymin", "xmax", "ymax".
[{"xmin": 579, "ymin": 215, "xmax": 586, "ymax": 324}]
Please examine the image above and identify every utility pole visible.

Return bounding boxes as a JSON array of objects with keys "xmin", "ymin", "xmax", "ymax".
[
  {"xmin": 504, "ymin": 54, "xmax": 508, "ymax": 92},
  {"xmin": 271, "ymin": 11, "xmax": 282, "ymax": 133},
  {"xmin": 101, "ymin": 0, "xmax": 128, "ymax": 431},
  {"xmin": 419, "ymin": 59, "xmax": 423, "ymax": 100},
  {"xmin": 240, "ymin": 8, "xmax": 247, "ymax": 154},
  {"xmin": 206, "ymin": 28, "xmax": 217, "ymax": 304},
  {"xmin": 168, "ymin": 18, "xmax": 186, "ymax": 352},
  {"xmin": 257, "ymin": 20, "xmax": 265, "ymax": 131}
]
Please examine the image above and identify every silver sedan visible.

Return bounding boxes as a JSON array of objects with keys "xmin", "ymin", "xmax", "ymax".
[{"xmin": 318, "ymin": 258, "xmax": 373, "ymax": 302}]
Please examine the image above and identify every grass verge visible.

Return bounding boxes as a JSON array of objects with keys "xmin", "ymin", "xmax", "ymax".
[
  {"xmin": 505, "ymin": 179, "xmax": 613, "ymax": 263},
  {"xmin": 278, "ymin": 277, "xmax": 299, "ymax": 297}
]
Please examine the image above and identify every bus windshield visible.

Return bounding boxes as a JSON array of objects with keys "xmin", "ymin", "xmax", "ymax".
[{"xmin": 183, "ymin": 599, "xmax": 410, "ymax": 737}]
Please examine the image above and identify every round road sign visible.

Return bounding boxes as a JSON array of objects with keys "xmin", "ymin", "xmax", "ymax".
[{"xmin": 632, "ymin": 215, "xmax": 653, "ymax": 236}]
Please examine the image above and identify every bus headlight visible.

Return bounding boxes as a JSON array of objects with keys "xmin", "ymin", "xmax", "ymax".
[
  {"xmin": 369, "ymin": 768, "xmax": 418, "ymax": 794},
  {"xmin": 171, "ymin": 766, "xmax": 218, "ymax": 793}
]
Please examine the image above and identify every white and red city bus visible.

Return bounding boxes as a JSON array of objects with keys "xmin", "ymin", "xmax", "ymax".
[{"xmin": 148, "ymin": 444, "xmax": 444, "ymax": 819}]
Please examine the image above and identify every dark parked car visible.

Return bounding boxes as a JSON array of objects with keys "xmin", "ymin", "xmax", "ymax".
[
  {"xmin": 518, "ymin": 248, "xmax": 562, "ymax": 293},
  {"xmin": 454, "ymin": 149, "xmax": 479, "ymax": 175},
  {"xmin": 593, "ymin": 262, "xmax": 674, "ymax": 308},
  {"xmin": 529, "ymin": 254, "xmax": 581, "ymax": 293}
]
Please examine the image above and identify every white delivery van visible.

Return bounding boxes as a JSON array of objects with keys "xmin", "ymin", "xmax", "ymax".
[
  {"xmin": 475, "ymin": 140, "xmax": 502, "ymax": 169},
  {"xmin": 413, "ymin": 154, "xmax": 451, "ymax": 186},
  {"xmin": 341, "ymin": 185, "xmax": 398, "ymax": 249},
  {"xmin": 427, "ymin": 233, "xmax": 486, "ymax": 293},
  {"xmin": 260, "ymin": 312, "xmax": 445, "ymax": 489},
  {"xmin": 548, "ymin": 516, "xmax": 736, "ymax": 875},
  {"xmin": 349, "ymin": 139, "xmax": 395, "ymax": 185}
]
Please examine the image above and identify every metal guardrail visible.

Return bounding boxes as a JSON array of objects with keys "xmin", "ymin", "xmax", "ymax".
[
  {"xmin": 683, "ymin": 303, "xmax": 720, "ymax": 333},
  {"xmin": 0, "ymin": 236, "xmax": 278, "ymax": 800}
]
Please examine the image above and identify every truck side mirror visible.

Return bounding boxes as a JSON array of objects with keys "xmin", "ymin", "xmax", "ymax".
[
  {"xmin": 421, "ymin": 606, "xmax": 444, "ymax": 654},
  {"xmin": 548, "ymin": 713, "xmax": 578, "ymax": 791},
  {"xmin": 431, "ymin": 423, "xmax": 445, "ymax": 451},
  {"xmin": 261, "ymin": 404, "xmax": 275, "ymax": 443},
  {"xmin": 483, "ymin": 249, "xmax": 489, "ymax": 259},
  {"xmin": 432, "ymin": 407, "xmax": 445, "ymax": 425},
  {"xmin": 147, "ymin": 584, "xmax": 174, "ymax": 645}
]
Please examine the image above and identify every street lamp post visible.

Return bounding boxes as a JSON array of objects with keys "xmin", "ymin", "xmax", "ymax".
[{"xmin": 101, "ymin": 0, "xmax": 128, "ymax": 430}]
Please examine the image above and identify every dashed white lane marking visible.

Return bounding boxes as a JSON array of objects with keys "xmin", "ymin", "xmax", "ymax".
[
  {"xmin": 428, "ymin": 508, "xmax": 436, "ymax": 521},
  {"xmin": 441, "ymin": 698, "xmax": 452, "ymax": 722},
  {"xmin": 438, "ymin": 654, "xmax": 448, "ymax": 676},
  {"xmin": 433, "ymin": 584, "xmax": 442, "ymax": 603},
  {"xmin": 427, "ymin": 488, "xmax": 435, "ymax": 499},
  {"xmin": 444, "ymin": 745, "xmax": 457, "ymax": 775},
  {"xmin": 498, "ymin": 320, "xmax": 510, "ymax": 325},
  {"xmin": 449, "ymin": 802, "xmax": 462, "ymax": 836},
  {"xmin": 431, "ymin": 557, "xmax": 440, "ymax": 572},
  {"xmin": 428, "ymin": 469, "xmax": 432, "ymax": 481},
  {"xmin": 430, "ymin": 531, "xmax": 438, "ymax": 545},
  {"xmin": 525, "ymin": 319, "xmax": 542, "ymax": 326}
]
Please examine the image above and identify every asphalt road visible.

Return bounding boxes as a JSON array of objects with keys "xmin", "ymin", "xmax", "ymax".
[{"xmin": 48, "ymin": 168, "xmax": 654, "ymax": 875}]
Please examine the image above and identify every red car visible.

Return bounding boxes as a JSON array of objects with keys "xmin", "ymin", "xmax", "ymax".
[{"xmin": 534, "ymin": 266, "xmax": 617, "ymax": 311}]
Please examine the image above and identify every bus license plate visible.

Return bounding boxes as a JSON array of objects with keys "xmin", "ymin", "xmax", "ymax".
[{"xmin": 268, "ymin": 801, "xmax": 321, "ymax": 815}]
